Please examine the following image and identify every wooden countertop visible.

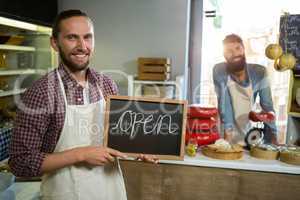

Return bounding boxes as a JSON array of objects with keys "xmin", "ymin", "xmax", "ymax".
[{"xmin": 154, "ymin": 151, "xmax": 300, "ymax": 175}]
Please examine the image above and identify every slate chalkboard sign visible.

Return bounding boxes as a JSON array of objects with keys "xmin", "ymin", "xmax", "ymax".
[
  {"xmin": 104, "ymin": 96, "xmax": 187, "ymax": 160},
  {"xmin": 279, "ymin": 14, "xmax": 300, "ymax": 74}
]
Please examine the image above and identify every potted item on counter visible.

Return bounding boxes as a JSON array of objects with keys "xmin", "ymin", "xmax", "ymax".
[
  {"xmin": 201, "ymin": 139, "xmax": 244, "ymax": 160},
  {"xmin": 186, "ymin": 138, "xmax": 198, "ymax": 157}
]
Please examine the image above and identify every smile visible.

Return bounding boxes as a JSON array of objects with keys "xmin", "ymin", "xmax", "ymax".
[{"xmin": 71, "ymin": 54, "xmax": 88, "ymax": 60}]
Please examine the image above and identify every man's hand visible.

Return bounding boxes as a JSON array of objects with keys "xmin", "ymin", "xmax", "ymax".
[
  {"xmin": 76, "ymin": 146, "xmax": 128, "ymax": 166},
  {"xmin": 136, "ymin": 154, "xmax": 159, "ymax": 164},
  {"xmin": 41, "ymin": 146, "xmax": 127, "ymax": 174}
]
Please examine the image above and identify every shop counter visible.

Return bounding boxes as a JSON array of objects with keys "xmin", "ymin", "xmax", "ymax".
[
  {"xmin": 2, "ymin": 153, "xmax": 300, "ymax": 200},
  {"xmin": 120, "ymin": 152, "xmax": 300, "ymax": 200},
  {"xmin": 158, "ymin": 151, "xmax": 300, "ymax": 175}
]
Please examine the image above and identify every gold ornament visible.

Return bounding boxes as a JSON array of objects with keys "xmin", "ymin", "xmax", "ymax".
[
  {"xmin": 278, "ymin": 53, "xmax": 296, "ymax": 70},
  {"xmin": 265, "ymin": 44, "xmax": 283, "ymax": 60}
]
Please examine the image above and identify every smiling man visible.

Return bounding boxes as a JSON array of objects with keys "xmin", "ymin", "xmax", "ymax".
[
  {"xmin": 212, "ymin": 34, "xmax": 277, "ymax": 145},
  {"xmin": 8, "ymin": 9, "xmax": 157, "ymax": 200}
]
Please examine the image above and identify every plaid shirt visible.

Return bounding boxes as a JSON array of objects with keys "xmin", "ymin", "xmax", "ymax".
[{"xmin": 8, "ymin": 64, "xmax": 118, "ymax": 177}]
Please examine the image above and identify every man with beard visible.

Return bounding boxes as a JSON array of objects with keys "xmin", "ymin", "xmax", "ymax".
[
  {"xmin": 9, "ymin": 9, "xmax": 157, "ymax": 200},
  {"xmin": 213, "ymin": 34, "xmax": 277, "ymax": 145}
]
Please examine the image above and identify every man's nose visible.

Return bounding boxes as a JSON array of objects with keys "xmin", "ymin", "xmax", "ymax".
[{"xmin": 77, "ymin": 38, "xmax": 87, "ymax": 50}]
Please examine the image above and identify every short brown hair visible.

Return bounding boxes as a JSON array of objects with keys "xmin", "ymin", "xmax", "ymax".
[
  {"xmin": 52, "ymin": 9, "xmax": 92, "ymax": 39},
  {"xmin": 223, "ymin": 34, "xmax": 244, "ymax": 46}
]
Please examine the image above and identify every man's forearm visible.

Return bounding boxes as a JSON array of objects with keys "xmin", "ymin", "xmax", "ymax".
[{"xmin": 41, "ymin": 148, "xmax": 81, "ymax": 174}]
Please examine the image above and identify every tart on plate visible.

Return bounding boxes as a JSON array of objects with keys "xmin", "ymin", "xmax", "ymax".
[{"xmin": 202, "ymin": 139, "xmax": 244, "ymax": 160}]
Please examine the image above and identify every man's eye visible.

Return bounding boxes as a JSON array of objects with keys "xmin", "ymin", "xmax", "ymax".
[
  {"xmin": 84, "ymin": 34, "xmax": 93, "ymax": 40},
  {"xmin": 67, "ymin": 35, "xmax": 77, "ymax": 40}
]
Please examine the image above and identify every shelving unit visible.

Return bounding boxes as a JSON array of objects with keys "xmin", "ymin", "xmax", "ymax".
[
  {"xmin": 0, "ymin": 16, "xmax": 57, "ymax": 162},
  {"xmin": 0, "ymin": 44, "xmax": 36, "ymax": 52},
  {"xmin": 286, "ymin": 71, "xmax": 300, "ymax": 144},
  {"xmin": 288, "ymin": 112, "xmax": 300, "ymax": 118},
  {"xmin": 0, "ymin": 69, "xmax": 47, "ymax": 76},
  {"xmin": 0, "ymin": 16, "xmax": 57, "ymax": 136},
  {"xmin": 0, "ymin": 89, "xmax": 26, "ymax": 97},
  {"xmin": 127, "ymin": 75, "xmax": 184, "ymax": 100}
]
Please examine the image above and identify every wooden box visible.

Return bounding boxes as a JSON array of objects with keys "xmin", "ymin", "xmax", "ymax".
[
  {"xmin": 137, "ymin": 57, "xmax": 171, "ymax": 81},
  {"xmin": 138, "ymin": 57, "xmax": 171, "ymax": 65}
]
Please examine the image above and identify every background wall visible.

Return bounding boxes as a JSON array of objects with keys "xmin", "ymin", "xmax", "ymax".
[{"xmin": 59, "ymin": 0, "xmax": 190, "ymax": 96}]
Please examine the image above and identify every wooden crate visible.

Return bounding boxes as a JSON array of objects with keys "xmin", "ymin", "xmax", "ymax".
[
  {"xmin": 138, "ymin": 65, "xmax": 170, "ymax": 73},
  {"xmin": 138, "ymin": 72, "xmax": 170, "ymax": 81},
  {"xmin": 138, "ymin": 57, "xmax": 171, "ymax": 65},
  {"xmin": 137, "ymin": 57, "xmax": 171, "ymax": 81}
]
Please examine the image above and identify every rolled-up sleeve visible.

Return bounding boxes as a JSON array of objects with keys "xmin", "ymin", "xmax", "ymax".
[
  {"xmin": 9, "ymin": 86, "xmax": 50, "ymax": 177},
  {"xmin": 258, "ymin": 70, "xmax": 277, "ymax": 134}
]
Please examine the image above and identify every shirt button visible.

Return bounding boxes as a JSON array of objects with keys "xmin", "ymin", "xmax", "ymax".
[{"xmin": 78, "ymin": 98, "xmax": 82, "ymax": 101}]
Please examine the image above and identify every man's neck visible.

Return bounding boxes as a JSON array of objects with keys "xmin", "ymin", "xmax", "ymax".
[
  {"xmin": 231, "ymin": 69, "xmax": 247, "ymax": 82},
  {"xmin": 63, "ymin": 65, "xmax": 87, "ymax": 87}
]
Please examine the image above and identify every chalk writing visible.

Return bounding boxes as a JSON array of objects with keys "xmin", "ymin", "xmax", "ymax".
[
  {"xmin": 110, "ymin": 110, "xmax": 179, "ymax": 139},
  {"xmin": 279, "ymin": 14, "xmax": 300, "ymax": 72}
]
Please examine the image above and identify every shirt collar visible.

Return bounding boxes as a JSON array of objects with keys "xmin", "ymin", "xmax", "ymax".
[{"xmin": 57, "ymin": 63, "xmax": 97, "ymax": 88}]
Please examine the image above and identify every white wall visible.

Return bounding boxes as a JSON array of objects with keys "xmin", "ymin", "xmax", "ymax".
[{"xmin": 59, "ymin": 0, "xmax": 189, "ymax": 95}]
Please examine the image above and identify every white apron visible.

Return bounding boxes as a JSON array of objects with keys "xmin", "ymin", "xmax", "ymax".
[
  {"xmin": 227, "ymin": 76, "xmax": 253, "ymax": 143},
  {"xmin": 40, "ymin": 70, "xmax": 127, "ymax": 200}
]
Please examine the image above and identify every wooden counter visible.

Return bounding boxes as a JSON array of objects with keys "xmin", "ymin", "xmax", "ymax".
[
  {"xmin": 2, "ymin": 154, "xmax": 299, "ymax": 200},
  {"xmin": 120, "ymin": 153, "xmax": 300, "ymax": 200}
]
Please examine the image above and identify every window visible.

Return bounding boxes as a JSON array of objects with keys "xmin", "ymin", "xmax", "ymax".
[{"xmin": 200, "ymin": 0, "xmax": 300, "ymax": 143}]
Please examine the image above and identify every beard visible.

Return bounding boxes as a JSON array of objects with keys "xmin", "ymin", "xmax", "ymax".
[
  {"xmin": 226, "ymin": 55, "xmax": 246, "ymax": 74},
  {"xmin": 58, "ymin": 46, "xmax": 90, "ymax": 72}
]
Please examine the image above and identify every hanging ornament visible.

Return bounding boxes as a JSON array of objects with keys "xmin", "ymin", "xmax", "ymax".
[
  {"xmin": 265, "ymin": 44, "xmax": 283, "ymax": 60},
  {"xmin": 266, "ymin": 13, "xmax": 297, "ymax": 71},
  {"xmin": 273, "ymin": 58, "xmax": 282, "ymax": 71},
  {"xmin": 279, "ymin": 53, "xmax": 296, "ymax": 70}
]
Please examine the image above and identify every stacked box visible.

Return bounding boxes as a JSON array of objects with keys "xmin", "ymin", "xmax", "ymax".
[{"xmin": 138, "ymin": 57, "xmax": 171, "ymax": 81}]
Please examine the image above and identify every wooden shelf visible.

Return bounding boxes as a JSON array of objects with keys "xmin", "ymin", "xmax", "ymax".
[
  {"xmin": 0, "ymin": 16, "xmax": 37, "ymax": 31},
  {"xmin": 0, "ymin": 44, "xmax": 36, "ymax": 52},
  {"xmin": 0, "ymin": 89, "xmax": 26, "ymax": 97},
  {"xmin": 0, "ymin": 69, "xmax": 47, "ymax": 76},
  {"xmin": 133, "ymin": 79, "xmax": 177, "ymax": 85},
  {"xmin": 288, "ymin": 112, "xmax": 300, "ymax": 118},
  {"xmin": 128, "ymin": 75, "xmax": 184, "ymax": 99}
]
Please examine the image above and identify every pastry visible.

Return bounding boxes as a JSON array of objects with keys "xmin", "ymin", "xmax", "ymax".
[
  {"xmin": 202, "ymin": 139, "xmax": 244, "ymax": 160},
  {"xmin": 279, "ymin": 146, "xmax": 300, "ymax": 165},
  {"xmin": 250, "ymin": 144, "xmax": 279, "ymax": 160}
]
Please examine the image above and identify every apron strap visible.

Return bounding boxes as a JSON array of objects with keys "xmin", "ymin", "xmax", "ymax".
[{"xmin": 56, "ymin": 69, "xmax": 68, "ymax": 106}]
